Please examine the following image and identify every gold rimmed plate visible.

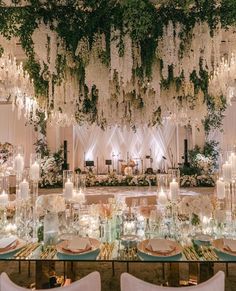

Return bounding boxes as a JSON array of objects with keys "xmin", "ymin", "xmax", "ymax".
[
  {"xmin": 212, "ymin": 238, "xmax": 236, "ymax": 257},
  {"xmin": 137, "ymin": 238, "xmax": 182, "ymax": 259},
  {"xmin": 0, "ymin": 239, "xmax": 26, "ymax": 256},
  {"xmin": 57, "ymin": 237, "xmax": 100, "ymax": 256}
]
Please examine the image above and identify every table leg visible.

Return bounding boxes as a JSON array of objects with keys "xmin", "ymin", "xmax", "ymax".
[
  {"xmin": 168, "ymin": 263, "xmax": 179, "ymax": 286},
  {"xmin": 199, "ymin": 263, "xmax": 214, "ymax": 283},
  {"xmin": 188, "ymin": 262, "xmax": 199, "ymax": 285},
  {"xmin": 35, "ymin": 261, "xmax": 49, "ymax": 289},
  {"xmin": 112, "ymin": 261, "xmax": 115, "ymax": 276}
]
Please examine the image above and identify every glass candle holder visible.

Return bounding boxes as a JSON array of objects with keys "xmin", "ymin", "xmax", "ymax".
[
  {"xmin": 30, "ymin": 153, "xmax": 41, "ymax": 181},
  {"xmin": 74, "ymin": 174, "xmax": 86, "ymax": 192},
  {"xmin": 0, "ymin": 175, "xmax": 9, "ymax": 194},
  {"xmin": 63, "ymin": 170, "xmax": 74, "ymax": 201},
  {"xmin": 44, "ymin": 212, "xmax": 59, "ymax": 247},
  {"xmin": 13, "ymin": 145, "xmax": 24, "ymax": 177},
  {"xmin": 156, "ymin": 173, "xmax": 168, "ymax": 190}
]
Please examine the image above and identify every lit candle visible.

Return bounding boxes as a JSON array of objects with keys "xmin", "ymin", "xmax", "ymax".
[
  {"xmin": 229, "ymin": 153, "xmax": 236, "ymax": 177},
  {"xmin": 73, "ymin": 188, "xmax": 85, "ymax": 203},
  {"xmin": 14, "ymin": 153, "xmax": 24, "ymax": 174},
  {"xmin": 222, "ymin": 161, "xmax": 232, "ymax": 182},
  {"xmin": 170, "ymin": 178, "xmax": 179, "ymax": 200},
  {"xmin": 64, "ymin": 178, "xmax": 73, "ymax": 200},
  {"xmin": 30, "ymin": 161, "xmax": 40, "ymax": 181},
  {"xmin": 158, "ymin": 188, "xmax": 167, "ymax": 205},
  {"xmin": 216, "ymin": 178, "xmax": 225, "ymax": 199},
  {"xmin": 0, "ymin": 190, "xmax": 9, "ymax": 206},
  {"xmin": 19, "ymin": 179, "xmax": 29, "ymax": 200}
]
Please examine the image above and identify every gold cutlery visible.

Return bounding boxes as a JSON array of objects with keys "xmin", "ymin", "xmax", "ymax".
[
  {"xmin": 14, "ymin": 242, "xmax": 40, "ymax": 259},
  {"xmin": 40, "ymin": 246, "xmax": 57, "ymax": 259},
  {"xmin": 183, "ymin": 246, "xmax": 200, "ymax": 261},
  {"xmin": 201, "ymin": 246, "xmax": 219, "ymax": 261},
  {"xmin": 98, "ymin": 242, "xmax": 115, "ymax": 260}
]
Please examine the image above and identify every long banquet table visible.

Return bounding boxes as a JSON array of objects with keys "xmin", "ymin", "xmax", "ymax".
[{"xmin": 0, "ymin": 186, "xmax": 233, "ymax": 288}]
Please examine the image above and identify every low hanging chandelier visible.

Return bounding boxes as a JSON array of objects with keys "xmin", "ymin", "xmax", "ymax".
[{"xmin": 0, "ymin": 53, "xmax": 39, "ymax": 122}]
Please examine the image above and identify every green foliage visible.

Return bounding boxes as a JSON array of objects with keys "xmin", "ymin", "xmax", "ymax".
[
  {"xmin": 181, "ymin": 139, "xmax": 219, "ymax": 177},
  {"xmin": 204, "ymin": 94, "xmax": 227, "ymax": 134},
  {"xmin": 0, "ymin": 0, "xmax": 231, "ymax": 132}
]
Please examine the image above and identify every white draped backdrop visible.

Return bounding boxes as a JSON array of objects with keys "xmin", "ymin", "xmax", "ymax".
[
  {"xmin": 0, "ymin": 103, "xmax": 36, "ymax": 165},
  {"xmin": 2, "ymin": 101, "xmax": 236, "ymax": 172},
  {"xmin": 73, "ymin": 120, "xmax": 178, "ymax": 173}
]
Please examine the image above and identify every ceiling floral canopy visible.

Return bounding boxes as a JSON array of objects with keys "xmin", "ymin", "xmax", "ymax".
[{"xmin": 0, "ymin": 0, "xmax": 234, "ymax": 132}]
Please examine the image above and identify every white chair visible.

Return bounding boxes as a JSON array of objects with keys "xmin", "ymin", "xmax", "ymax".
[
  {"xmin": 0, "ymin": 271, "xmax": 101, "ymax": 291},
  {"xmin": 120, "ymin": 271, "xmax": 225, "ymax": 291}
]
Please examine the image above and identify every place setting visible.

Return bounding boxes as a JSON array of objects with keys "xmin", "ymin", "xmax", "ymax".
[
  {"xmin": 0, "ymin": 236, "xmax": 26, "ymax": 258},
  {"xmin": 56, "ymin": 236, "xmax": 101, "ymax": 260},
  {"xmin": 137, "ymin": 238, "xmax": 182, "ymax": 262}
]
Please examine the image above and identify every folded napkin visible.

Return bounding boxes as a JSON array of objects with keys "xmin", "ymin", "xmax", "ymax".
[
  {"xmin": 63, "ymin": 237, "xmax": 92, "ymax": 254},
  {"xmin": 146, "ymin": 239, "xmax": 175, "ymax": 255},
  {"xmin": 0, "ymin": 237, "xmax": 17, "ymax": 252},
  {"xmin": 223, "ymin": 239, "xmax": 236, "ymax": 253}
]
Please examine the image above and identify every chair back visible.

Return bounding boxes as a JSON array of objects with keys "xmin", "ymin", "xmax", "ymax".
[
  {"xmin": 1, "ymin": 271, "xmax": 101, "ymax": 291},
  {"xmin": 120, "ymin": 271, "xmax": 225, "ymax": 291}
]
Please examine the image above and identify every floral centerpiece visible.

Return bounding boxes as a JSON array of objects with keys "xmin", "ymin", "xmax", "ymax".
[
  {"xmin": 36, "ymin": 194, "xmax": 66, "ymax": 216},
  {"xmin": 178, "ymin": 195, "xmax": 214, "ymax": 226}
]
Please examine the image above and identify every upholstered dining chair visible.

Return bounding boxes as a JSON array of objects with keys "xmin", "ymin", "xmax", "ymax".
[
  {"xmin": 0, "ymin": 271, "xmax": 101, "ymax": 291},
  {"xmin": 120, "ymin": 271, "xmax": 225, "ymax": 291}
]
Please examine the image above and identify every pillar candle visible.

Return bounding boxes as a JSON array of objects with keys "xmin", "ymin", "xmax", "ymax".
[
  {"xmin": 158, "ymin": 188, "xmax": 167, "ymax": 205},
  {"xmin": 14, "ymin": 154, "xmax": 24, "ymax": 174},
  {"xmin": 216, "ymin": 178, "xmax": 225, "ymax": 199},
  {"xmin": 222, "ymin": 162, "xmax": 232, "ymax": 182},
  {"xmin": 0, "ymin": 190, "xmax": 9, "ymax": 206},
  {"xmin": 229, "ymin": 153, "xmax": 236, "ymax": 177},
  {"xmin": 64, "ymin": 179, "xmax": 73, "ymax": 200},
  {"xmin": 30, "ymin": 161, "xmax": 40, "ymax": 181},
  {"xmin": 19, "ymin": 179, "xmax": 29, "ymax": 200},
  {"xmin": 170, "ymin": 178, "xmax": 179, "ymax": 200}
]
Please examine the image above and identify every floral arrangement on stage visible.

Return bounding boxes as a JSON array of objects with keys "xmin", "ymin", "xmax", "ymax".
[
  {"xmin": 180, "ymin": 140, "xmax": 218, "ymax": 187},
  {"xmin": 35, "ymin": 138, "xmax": 64, "ymax": 188},
  {"xmin": 85, "ymin": 173, "xmax": 157, "ymax": 187}
]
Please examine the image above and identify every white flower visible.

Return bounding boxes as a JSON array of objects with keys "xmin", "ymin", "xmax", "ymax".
[{"xmin": 36, "ymin": 194, "xmax": 65, "ymax": 216}]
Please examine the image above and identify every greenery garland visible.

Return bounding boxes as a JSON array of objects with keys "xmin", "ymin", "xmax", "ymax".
[{"xmin": 0, "ymin": 0, "xmax": 233, "ymax": 131}]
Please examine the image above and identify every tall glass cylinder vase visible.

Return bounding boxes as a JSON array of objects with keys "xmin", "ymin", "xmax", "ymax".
[
  {"xmin": 156, "ymin": 174, "xmax": 168, "ymax": 191},
  {"xmin": 44, "ymin": 212, "xmax": 59, "ymax": 247},
  {"xmin": 13, "ymin": 145, "xmax": 24, "ymax": 198},
  {"xmin": 30, "ymin": 153, "xmax": 41, "ymax": 242},
  {"xmin": 13, "ymin": 146, "xmax": 24, "ymax": 236},
  {"xmin": 63, "ymin": 170, "xmax": 74, "ymax": 201},
  {"xmin": 74, "ymin": 173, "xmax": 86, "ymax": 192}
]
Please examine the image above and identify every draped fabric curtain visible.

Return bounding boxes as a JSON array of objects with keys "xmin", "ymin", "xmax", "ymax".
[
  {"xmin": 0, "ymin": 103, "xmax": 36, "ymax": 166},
  {"xmin": 73, "ymin": 121, "xmax": 177, "ymax": 173}
]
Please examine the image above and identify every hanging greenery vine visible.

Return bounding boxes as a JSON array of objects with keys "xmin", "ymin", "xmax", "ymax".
[{"xmin": 0, "ymin": 0, "xmax": 234, "ymax": 131}]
